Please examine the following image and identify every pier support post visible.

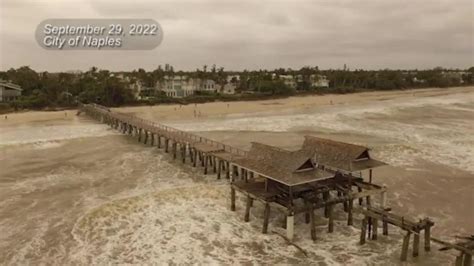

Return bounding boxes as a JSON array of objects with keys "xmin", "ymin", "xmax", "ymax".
[
  {"xmin": 244, "ymin": 196, "xmax": 252, "ymax": 222},
  {"xmin": 310, "ymin": 205, "xmax": 316, "ymax": 241},
  {"xmin": 360, "ymin": 217, "xmax": 367, "ymax": 245},
  {"xmin": 230, "ymin": 187, "xmax": 236, "ymax": 211},
  {"xmin": 193, "ymin": 150, "xmax": 198, "ymax": 167},
  {"xmin": 286, "ymin": 215, "xmax": 294, "ymax": 241},
  {"xmin": 323, "ymin": 192, "xmax": 330, "ymax": 218},
  {"xmin": 165, "ymin": 139, "xmax": 169, "ymax": 153},
  {"xmin": 328, "ymin": 204, "xmax": 334, "ymax": 233},
  {"xmin": 383, "ymin": 217, "xmax": 389, "ymax": 235},
  {"xmin": 182, "ymin": 144, "xmax": 186, "ymax": 163},
  {"xmin": 217, "ymin": 160, "xmax": 222, "ymax": 179},
  {"xmin": 204, "ymin": 155, "xmax": 208, "ymax": 175},
  {"xmin": 424, "ymin": 225, "xmax": 431, "ymax": 252},
  {"xmin": 262, "ymin": 203, "xmax": 270, "ymax": 234},
  {"xmin": 226, "ymin": 162, "xmax": 230, "ymax": 179},
  {"xmin": 172, "ymin": 142, "xmax": 177, "ymax": 159},
  {"xmin": 213, "ymin": 157, "xmax": 217, "ymax": 173},
  {"xmin": 381, "ymin": 189, "xmax": 387, "ymax": 209},
  {"xmin": 367, "ymin": 216, "xmax": 372, "ymax": 239},
  {"xmin": 347, "ymin": 199, "xmax": 353, "ymax": 226},
  {"xmin": 304, "ymin": 199, "xmax": 310, "ymax": 224},
  {"xmin": 371, "ymin": 218, "xmax": 378, "ymax": 240},
  {"xmin": 413, "ymin": 230, "xmax": 420, "ymax": 257},
  {"xmin": 400, "ymin": 231, "xmax": 411, "ymax": 262},
  {"xmin": 463, "ymin": 254, "xmax": 472, "ymax": 266},
  {"xmin": 144, "ymin": 131, "xmax": 148, "ymax": 144}
]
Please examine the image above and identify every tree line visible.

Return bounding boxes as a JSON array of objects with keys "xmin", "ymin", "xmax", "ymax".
[{"xmin": 0, "ymin": 65, "xmax": 472, "ymax": 111}]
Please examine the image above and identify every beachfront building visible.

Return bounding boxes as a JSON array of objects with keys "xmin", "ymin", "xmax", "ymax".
[
  {"xmin": 157, "ymin": 75, "xmax": 197, "ymax": 98},
  {"xmin": 0, "ymin": 80, "xmax": 22, "ymax": 102},
  {"xmin": 310, "ymin": 74, "xmax": 330, "ymax": 88},
  {"xmin": 198, "ymin": 79, "xmax": 217, "ymax": 93},
  {"xmin": 221, "ymin": 83, "xmax": 237, "ymax": 95},
  {"xmin": 272, "ymin": 73, "xmax": 297, "ymax": 89}
]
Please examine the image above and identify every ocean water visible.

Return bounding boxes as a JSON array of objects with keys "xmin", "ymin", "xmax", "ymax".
[
  {"xmin": 169, "ymin": 92, "xmax": 474, "ymax": 174},
  {"xmin": 1, "ymin": 91, "xmax": 472, "ymax": 265}
]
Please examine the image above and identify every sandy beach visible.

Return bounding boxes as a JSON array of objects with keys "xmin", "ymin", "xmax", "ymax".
[{"xmin": 1, "ymin": 86, "xmax": 473, "ymax": 264}]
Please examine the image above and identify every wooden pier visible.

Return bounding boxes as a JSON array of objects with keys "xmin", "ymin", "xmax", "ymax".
[{"xmin": 79, "ymin": 103, "xmax": 469, "ymax": 263}]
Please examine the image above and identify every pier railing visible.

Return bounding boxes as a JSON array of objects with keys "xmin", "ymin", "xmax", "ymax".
[{"xmin": 82, "ymin": 103, "xmax": 248, "ymax": 156}]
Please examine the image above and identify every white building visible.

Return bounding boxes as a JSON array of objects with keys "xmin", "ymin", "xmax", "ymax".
[
  {"xmin": 198, "ymin": 79, "xmax": 217, "ymax": 93},
  {"xmin": 157, "ymin": 76, "xmax": 197, "ymax": 98},
  {"xmin": 0, "ymin": 80, "xmax": 22, "ymax": 102},
  {"xmin": 310, "ymin": 74, "xmax": 329, "ymax": 88},
  {"xmin": 278, "ymin": 74, "xmax": 297, "ymax": 89},
  {"xmin": 221, "ymin": 83, "xmax": 236, "ymax": 95}
]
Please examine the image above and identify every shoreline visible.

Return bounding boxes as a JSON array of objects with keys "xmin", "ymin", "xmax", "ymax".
[
  {"xmin": 2, "ymin": 85, "xmax": 472, "ymax": 116},
  {"xmin": 1, "ymin": 86, "xmax": 472, "ymax": 126}
]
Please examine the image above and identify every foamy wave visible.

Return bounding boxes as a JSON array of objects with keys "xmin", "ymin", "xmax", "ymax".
[
  {"xmin": 70, "ymin": 186, "xmax": 406, "ymax": 265},
  {"xmin": 170, "ymin": 92, "xmax": 474, "ymax": 173},
  {"xmin": 0, "ymin": 124, "xmax": 118, "ymax": 147}
]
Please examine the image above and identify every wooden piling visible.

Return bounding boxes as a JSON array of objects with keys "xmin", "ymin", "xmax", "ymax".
[
  {"xmin": 323, "ymin": 192, "xmax": 329, "ymax": 218},
  {"xmin": 360, "ymin": 217, "xmax": 367, "ymax": 245},
  {"xmin": 217, "ymin": 160, "xmax": 222, "ymax": 179},
  {"xmin": 413, "ymin": 230, "xmax": 420, "ymax": 257},
  {"xmin": 464, "ymin": 254, "xmax": 472, "ymax": 266},
  {"xmin": 172, "ymin": 142, "xmax": 177, "ymax": 159},
  {"xmin": 424, "ymin": 225, "xmax": 431, "ymax": 251},
  {"xmin": 347, "ymin": 199, "xmax": 353, "ymax": 226},
  {"xmin": 226, "ymin": 162, "xmax": 230, "ymax": 179},
  {"xmin": 213, "ymin": 157, "xmax": 217, "ymax": 173},
  {"xmin": 262, "ymin": 203, "xmax": 270, "ymax": 234},
  {"xmin": 204, "ymin": 155, "xmax": 208, "ymax": 175},
  {"xmin": 193, "ymin": 150, "xmax": 198, "ymax": 167},
  {"xmin": 383, "ymin": 218, "xmax": 388, "ymax": 235},
  {"xmin": 328, "ymin": 204, "xmax": 334, "ymax": 233},
  {"xmin": 400, "ymin": 231, "xmax": 411, "ymax": 262},
  {"xmin": 310, "ymin": 204, "xmax": 316, "ymax": 241},
  {"xmin": 244, "ymin": 196, "xmax": 252, "ymax": 222},
  {"xmin": 304, "ymin": 199, "xmax": 310, "ymax": 224},
  {"xmin": 230, "ymin": 187, "xmax": 236, "ymax": 211},
  {"xmin": 371, "ymin": 218, "xmax": 378, "ymax": 240}
]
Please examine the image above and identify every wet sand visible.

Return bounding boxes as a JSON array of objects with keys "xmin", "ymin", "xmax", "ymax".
[{"xmin": 1, "ymin": 86, "xmax": 473, "ymax": 264}]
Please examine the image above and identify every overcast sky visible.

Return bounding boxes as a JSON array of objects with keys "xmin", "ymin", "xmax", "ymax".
[{"xmin": 1, "ymin": 0, "xmax": 472, "ymax": 72}]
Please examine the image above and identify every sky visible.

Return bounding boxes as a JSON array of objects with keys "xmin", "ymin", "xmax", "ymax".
[{"xmin": 0, "ymin": 0, "xmax": 473, "ymax": 72}]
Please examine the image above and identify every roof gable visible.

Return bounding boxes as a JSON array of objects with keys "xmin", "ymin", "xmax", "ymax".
[{"xmin": 302, "ymin": 136, "xmax": 385, "ymax": 171}]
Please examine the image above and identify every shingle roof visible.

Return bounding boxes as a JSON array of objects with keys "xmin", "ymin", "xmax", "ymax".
[
  {"xmin": 232, "ymin": 142, "xmax": 334, "ymax": 186},
  {"xmin": 301, "ymin": 136, "xmax": 386, "ymax": 172}
]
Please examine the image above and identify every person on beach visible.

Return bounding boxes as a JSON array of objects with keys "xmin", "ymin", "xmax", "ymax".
[{"xmin": 4, "ymin": 115, "xmax": 7, "ymax": 120}]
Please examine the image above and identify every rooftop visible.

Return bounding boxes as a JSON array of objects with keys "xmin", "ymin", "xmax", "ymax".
[
  {"xmin": 301, "ymin": 136, "xmax": 386, "ymax": 172},
  {"xmin": 232, "ymin": 142, "xmax": 334, "ymax": 186}
]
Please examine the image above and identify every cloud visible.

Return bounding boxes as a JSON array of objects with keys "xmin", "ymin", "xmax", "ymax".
[{"xmin": 1, "ymin": 0, "xmax": 472, "ymax": 71}]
